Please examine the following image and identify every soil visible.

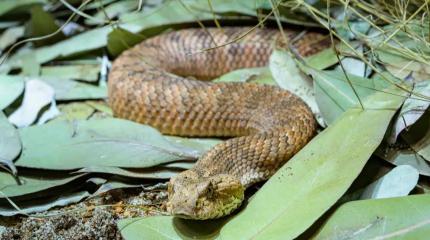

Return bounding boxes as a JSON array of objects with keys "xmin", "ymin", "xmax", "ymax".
[{"xmin": 0, "ymin": 187, "xmax": 168, "ymax": 240}]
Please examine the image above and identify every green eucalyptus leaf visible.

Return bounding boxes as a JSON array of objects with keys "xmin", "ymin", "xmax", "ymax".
[
  {"xmin": 360, "ymin": 165, "xmax": 419, "ymax": 199},
  {"xmin": 16, "ymin": 118, "xmax": 201, "ymax": 170},
  {"xmin": 310, "ymin": 70, "xmax": 396, "ymax": 124},
  {"xmin": 376, "ymin": 144, "xmax": 430, "ymax": 177},
  {"xmin": 41, "ymin": 78, "xmax": 107, "ymax": 100},
  {"xmin": 76, "ymin": 166, "xmax": 181, "ymax": 179},
  {"xmin": 41, "ymin": 64, "xmax": 101, "ymax": 82},
  {"xmin": 0, "ymin": 26, "xmax": 24, "ymax": 51},
  {"xmin": 0, "ymin": 112, "xmax": 20, "ymax": 174},
  {"xmin": 27, "ymin": 5, "xmax": 66, "ymax": 47},
  {"xmin": 0, "ymin": 75, "xmax": 24, "ymax": 110},
  {"xmin": 0, "ymin": 0, "xmax": 46, "ymax": 17},
  {"xmin": 0, "ymin": 190, "xmax": 89, "ymax": 216},
  {"xmin": 312, "ymin": 194, "xmax": 430, "ymax": 240},
  {"xmin": 0, "ymin": 171, "xmax": 85, "ymax": 198},
  {"xmin": 85, "ymin": 0, "xmax": 138, "ymax": 25},
  {"xmin": 213, "ymin": 67, "xmax": 276, "ymax": 85},
  {"xmin": 107, "ymin": 27, "xmax": 146, "ymax": 56},
  {"xmin": 54, "ymin": 103, "xmax": 95, "ymax": 122}
]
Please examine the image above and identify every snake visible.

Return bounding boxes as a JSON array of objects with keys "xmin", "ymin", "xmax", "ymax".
[{"xmin": 108, "ymin": 27, "xmax": 328, "ymax": 220}]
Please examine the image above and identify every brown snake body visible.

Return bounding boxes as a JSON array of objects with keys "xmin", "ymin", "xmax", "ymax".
[{"xmin": 108, "ymin": 27, "xmax": 325, "ymax": 219}]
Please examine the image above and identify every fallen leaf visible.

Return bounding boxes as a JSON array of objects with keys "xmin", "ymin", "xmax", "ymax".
[
  {"xmin": 85, "ymin": 0, "xmax": 138, "ymax": 25},
  {"xmin": 85, "ymin": 101, "xmax": 112, "ymax": 115},
  {"xmin": 0, "ymin": 26, "xmax": 24, "ymax": 51},
  {"xmin": 376, "ymin": 50, "xmax": 430, "ymax": 82},
  {"xmin": 0, "ymin": 171, "xmax": 85, "ymax": 198},
  {"xmin": 163, "ymin": 161, "xmax": 195, "ymax": 170},
  {"xmin": 0, "ymin": 191, "xmax": 90, "ymax": 216},
  {"xmin": 0, "ymin": 75, "xmax": 24, "ymax": 110},
  {"xmin": 337, "ymin": 45, "xmax": 368, "ymax": 78},
  {"xmin": 164, "ymin": 136, "xmax": 221, "ymax": 157},
  {"xmin": 8, "ymin": 79, "xmax": 54, "ymax": 127},
  {"xmin": 107, "ymin": 27, "xmax": 146, "ymax": 56},
  {"xmin": 41, "ymin": 78, "xmax": 107, "ymax": 100},
  {"xmin": 0, "ymin": 21, "xmax": 19, "ymax": 29},
  {"xmin": 118, "ymin": 216, "xmax": 225, "ymax": 240},
  {"xmin": 310, "ymin": 70, "xmax": 396, "ymax": 124},
  {"xmin": 53, "ymin": 102, "xmax": 95, "ymax": 122},
  {"xmin": 27, "ymin": 5, "xmax": 66, "ymax": 47},
  {"xmin": 269, "ymin": 50, "xmax": 323, "ymax": 126},
  {"xmin": 312, "ymin": 194, "xmax": 430, "ymax": 240},
  {"xmin": 376, "ymin": 144, "xmax": 430, "ymax": 177},
  {"xmin": 213, "ymin": 67, "xmax": 276, "ymax": 85},
  {"xmin": 40, "ymin": 64, "xmax": 101, "ymax": 82},
  {"xmin": 389, "ymin": 80, "xmax": 430, "ymax": 144},
  {"xmin": 303, "ymin": 41, "xmax": 358, "ymax": 70},
  {"xmin": 76, "ymin": 166, "xmax": 181, "ymax": 179},
  {"xmin": 0, "ymin": 112, "xmax": 20, "ymax": 174},
  {"xmin": 0, "ymin": 0, "xmax": 46, "ymax": 17},
  {"xmin": 36, "ymin": 100, "xmax": 60, "ymax": 125},
  {"xmin": 360, "ymin": 165, "xmax": 419, "ymax": 199},
  {"xmin": 402, "ymin": 111, "xmax": 430, "ymax": 163},
  {"xmin": 16, "ymin": 118, "xmax": 202, "ymax": 169},
  {"xmin": 91, "ymin": 182, "xmax": 141, "ymax": 197}
]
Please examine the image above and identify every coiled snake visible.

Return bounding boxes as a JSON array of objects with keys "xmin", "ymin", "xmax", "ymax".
[{"xmin": 108, "ymin": 27, "xmax": 326, "ymax": 219}]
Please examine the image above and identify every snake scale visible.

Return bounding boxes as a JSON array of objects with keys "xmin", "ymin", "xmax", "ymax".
[{"xmin": 108, "ymin": 27, "xmax": 327, "ymax": 219}]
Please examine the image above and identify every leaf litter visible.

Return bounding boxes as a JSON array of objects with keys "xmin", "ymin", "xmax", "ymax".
[{"xmin": 0, "ymin": 0, "xmax": 429, "ymax": 239}]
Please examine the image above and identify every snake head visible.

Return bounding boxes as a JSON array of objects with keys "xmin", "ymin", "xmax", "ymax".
[{"xmin": 166, "ymin": 170, "xmax": 244, "ymax": 220}]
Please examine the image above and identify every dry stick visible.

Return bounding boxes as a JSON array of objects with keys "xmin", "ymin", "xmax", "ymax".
[
  {"xmin": 350, "ymin": 0, "xmax": 430, "ymax": 58},
  {"xmin": 270, "ymin": 0, "xmax": 289, "ymax": 45},
  {"xmin": 207, "ymin": 0, "xmax": 222, "ymax": 30},
  {"xmin": 423, "ymin": 3, "xmax": 430, "ymax": 42},
  {"xmin": 328, "ymin": 0, "xmax": 364, "ymax": 109},
  {"xmin": 287, "ymin": 38, "xmax": 424, "ymax": 102},
  {"xmin": 336, "ymin": 1, "xmax": 430, "ymax": 99},
  {"xmin": 0, "ymin": 190, "xmax": 29, "ymax": 217},
  {"xmin": 0, "ymin": 159, "xmax": 18, "ymax": 179},
  {"xmin": 378, "ymin": 0, "xmax": 430, "ymax": 48},
  {"xmin": 353, "ymin": 5, "xmax": 426, "ymax": 62},
  {"xmin": 59, "ymin": 0, "xmax": 104, "ymax": 24},
  {"xmin": 96, "ymin": 0, "xmax": 114, "ymax": 25},
  {"xmin": 338, "ymin": 0, "xmax": 430, "ymax": 60},
  {"xmin": 189, "ymin": 0, "xmax": 282, "ymax": 54},
  {"xmin": 137, "ymin": 0, "xmax": 144, "ymax": 12},
  {"xmin": 178, "ymin": 0, "xmax": 218, "ymax": 48},
  {"xmin": 271, "ymin": 0, "xmax": 422, "ymax": 103}
]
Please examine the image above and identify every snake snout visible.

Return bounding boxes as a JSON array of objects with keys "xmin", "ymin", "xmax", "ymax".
[{"xmin": 167, "ymin": 172, "xmax": 247, "ymax": 219}]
